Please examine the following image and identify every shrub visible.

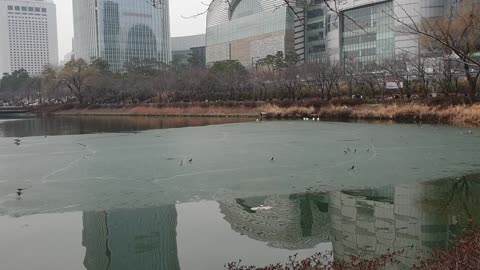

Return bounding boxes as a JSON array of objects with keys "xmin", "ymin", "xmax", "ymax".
[{"xmin": 226, "ymin": 250, "xmax": 404, "ymax": 270}]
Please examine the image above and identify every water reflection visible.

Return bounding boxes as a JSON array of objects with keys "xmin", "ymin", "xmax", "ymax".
[
  {"xmin": 328, "ymin": 175, "xmax": 480, "ymax": 268},
  {"xmin": 219, "ymin": 194, "xmax": 331, "ymax": 250},
  {"xmin": 219, "ymin": 174, "xmax": 480, "ymax": 268},
  {"xmin": 82, "ymin": 206, "xmax": 180, "ymax": 270},
  {"xmin": 75, "ymin": 174, "xmax": 480, "ymax": 269},
  {"xmin": 0, "ymin": 115, "xmax": 252, "ymax": 137}
]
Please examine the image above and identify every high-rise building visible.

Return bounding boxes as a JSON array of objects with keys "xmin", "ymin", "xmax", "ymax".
[
  {"xmin": 72, "ymin": 0, "xmax": 170, "ymax": 72},
  {"xmin": 206, "ymin": 0, "xmax": 466, "ymax": 68},
  {"xmin": 82, "ymin": 206, "xmax": 181, "ymax": 270},
  {"xmin": 0, "ymin": 0, "xmax": 58, "ymax": 76},
  {"xmin": 206, "ymin": 0, "xmax": 295, "ymax": 67},
  {"xmin": 171, "ymin": 34, "xmax": 206, "ymax": 68}
]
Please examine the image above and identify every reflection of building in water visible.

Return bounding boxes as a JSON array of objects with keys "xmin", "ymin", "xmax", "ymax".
[
  {"xmin": 329, "ymin": 176, "xmax": 480, "ymax": 269},
  {"xmin": 221, "ymin": 175, "xmax": 480, "ymax": 268},
  {"xmin": 82, "ymin": 206, "xmax": 180, "ymax": 270},
  {"xmin": 219, "ymin": 193, "xmax": 331, "ymax": 250}
]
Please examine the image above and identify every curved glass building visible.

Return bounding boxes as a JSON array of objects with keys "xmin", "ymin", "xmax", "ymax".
[
  {"xmin": 207, "ymin": 0, "xmax": 464, "ymax": 67},
  {"xmin": 206, "ymin": 0, "xmax": 296, "ymax": 67},
  {"xmin": 73, "ymin": 0, "xmax": 170, "ymax": 72}
]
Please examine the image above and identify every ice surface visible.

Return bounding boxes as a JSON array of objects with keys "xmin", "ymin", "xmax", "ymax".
[{"xmin": 0, "ymin": 121, "xmax": 479, "ymax": 216}]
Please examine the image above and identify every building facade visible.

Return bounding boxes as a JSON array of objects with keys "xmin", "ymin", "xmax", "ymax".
[
  {"xmin": 205, "ymin": 0, "xmax": 296, "ymax": 67},
  {"xmin": 0, "ymin": 0, "xmax": 58, "ymax": 76},
  {"xmin": 304, "ymin": 0, "xmax": 469, "ymax": 66},
  {"xmin": 82, "ymin": 206, "xmax": 180, "ymax": 270},
  {"xmin": 72, "ymin": 0, "xmax": 170, "ymax": 72},
  {"xmin": 206, "ymin": 0, "xmax": 464, "ymax": 68},
  {"xmin": 171, "ymin": 34, "xmax": 206, "ymax": 68}
]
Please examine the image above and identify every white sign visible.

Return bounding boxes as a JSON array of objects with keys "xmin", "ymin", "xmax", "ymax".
[{"xmin": 386, "ymin": 81, "xmax": 403, "ymax": 89}]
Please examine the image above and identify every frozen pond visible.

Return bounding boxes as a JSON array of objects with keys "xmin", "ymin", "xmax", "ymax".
[{"xmin": 0, "ymin": 116, "xmax": 479, "ymax": 269}]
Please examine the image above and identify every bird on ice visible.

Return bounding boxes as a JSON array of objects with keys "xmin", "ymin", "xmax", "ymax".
[{"xmin": 16, "ymin": 187, "xmax": 30, "ymax": 198}]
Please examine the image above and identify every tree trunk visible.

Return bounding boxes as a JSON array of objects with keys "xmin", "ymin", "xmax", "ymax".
[
  {"xmin": 463, "ymin": 62, "xmax": 478, "ymax": 102},
  {"xmin": 348, "ymin": 80, "xmax": 353, "ymax": 99}
]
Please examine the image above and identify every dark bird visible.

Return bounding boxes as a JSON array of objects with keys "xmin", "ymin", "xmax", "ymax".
[
  {"xmin": 16, "ymin": 187, "xmax": 30, "ymax": 198},
  {"xmin": 354, "ymin": 149, "xmax": 357, "ymax": 153},
  {"xmin": 366, "ymin": 149, "xmax": 370, "ymax": 153},
  {"xmin": 270, "ymin": 157, "xmax": 275, "ymax": 161},
  {"xmin": 188, "ymin": 158, "xmax": 193, "ymax": 163},
  {"xmin": 14, "ymin": 138, "xmax": 21, "ymax": 146},
  {"xmin": 348, "ymin": 165, "xmax": 355, "ymax": 171},
  {"xmin": 344, "ymin": 150, "xmax": 348, "ymax": 155}
]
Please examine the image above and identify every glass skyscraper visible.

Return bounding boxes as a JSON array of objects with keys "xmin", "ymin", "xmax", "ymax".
[
  {"xmin": 72, "ymin": 0, "xmax": 170, "ymax": 72},
  {"xmin": 304, "ymin": 0, "xmax": 452, "ymax": 66},
  {"xmin": 340, "ymin": 1, "xmax": 395, "ymax": 68},
  {"xmin": 206, "ymin": 0, "xmax": 296, "ymax": 67},
  {"xmin": 207, "ymin": 0, "xmax": 461, "ymax": 67}
]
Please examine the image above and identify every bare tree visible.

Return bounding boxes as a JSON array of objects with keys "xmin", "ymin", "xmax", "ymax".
[
  {"xmin": 391, "ymin": 1, "xmax": 480, "ymax": 101},
  {"xmin": 355, "ymin": 63, "xmax": 384, "ymax": 99},
  {"xmin": 58, "ymin": 59, "xmax": 95, "ymax": 104},
  {"xmin": 381, "ymin": 53, "xmax": 414, "ymax": 98},
  {"xmin": 306, "ymin": 61, "xmax": 342, "ymax": 100}
]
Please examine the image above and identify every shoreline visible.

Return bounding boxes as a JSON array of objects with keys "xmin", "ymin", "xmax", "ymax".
[{"xmin": 35, "ymin": 102, "xmax": 480, "ymax": 128}]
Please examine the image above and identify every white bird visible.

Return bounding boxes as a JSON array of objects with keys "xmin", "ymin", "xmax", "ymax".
[
  {"xmin": 317, "ymin": 118, "xmax": 320, "ymax": 121},
  {"xmin": 179, "ymin": 160, "xmax": 183, "ymax": 166}
]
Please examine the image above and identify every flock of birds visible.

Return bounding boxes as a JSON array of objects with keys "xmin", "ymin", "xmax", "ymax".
[
  {"xmin": 302, "ymin": 117, "xmax": 321, "ymax": 121},
  {"xmin": 10, "ymin": 127, "xmax": 371, "ymax": 200},
  {"xmin": 12, "ymin": 148, "xmax": 359, "ymax": 198}
]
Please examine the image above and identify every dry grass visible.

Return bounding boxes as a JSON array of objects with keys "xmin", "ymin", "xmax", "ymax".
[
  {"xmin": 50, "ymin": 102, "xmax": 480, "ymax": 127},
  {"xmin": 57, "ymin": 104, "xmax": 263, "ymax": 117}
]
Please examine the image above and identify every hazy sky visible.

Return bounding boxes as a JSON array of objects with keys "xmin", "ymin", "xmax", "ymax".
[{"xmin": 54, "ymin": 0, "xmax": 207, "ymax": 61}]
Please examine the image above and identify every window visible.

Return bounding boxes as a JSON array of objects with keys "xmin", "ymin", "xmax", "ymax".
[
  {"xmin": 307, "ymin": 9, "xmax": 323, "ymax": 19},
  {"xmin": 307, "ymin": 22, "xmax": 322, "ymax": 31}
]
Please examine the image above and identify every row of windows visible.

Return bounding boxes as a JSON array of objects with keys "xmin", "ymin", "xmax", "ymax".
[
  {"xmin": 340, "ymin": 1, "xmax": 395, "ymax": 65},
  {"xmin": 7, "ymin": 5, "xmax": 47, "ymax": 13},
  {"xmin": 8, "ymin": 15, "xmax": 48, "ymax": 20},
  {"xmin": 8, "ymin": 12, "xmax": 47, "ymax": 17}
]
